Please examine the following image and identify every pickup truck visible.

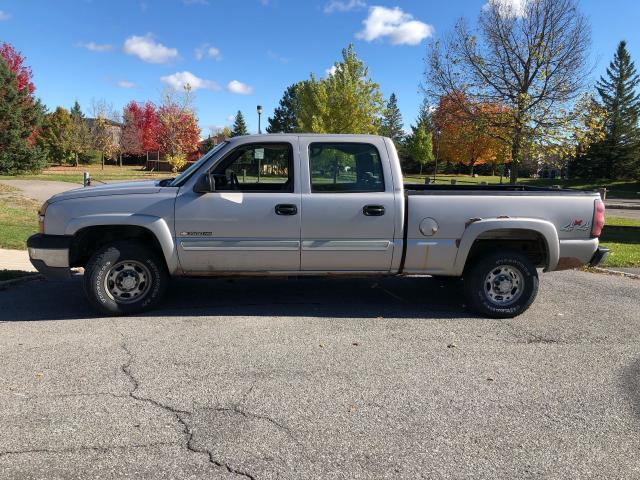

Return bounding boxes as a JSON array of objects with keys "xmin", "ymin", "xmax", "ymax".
[{"xmin": 27, "ymin": 134, "xmax": 608, "ymax": 318}]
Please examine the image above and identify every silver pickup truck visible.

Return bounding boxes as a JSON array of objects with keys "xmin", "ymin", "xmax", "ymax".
[{"xmin": 28, "ymin": 134, "xmax": 608, "ymax": 318}]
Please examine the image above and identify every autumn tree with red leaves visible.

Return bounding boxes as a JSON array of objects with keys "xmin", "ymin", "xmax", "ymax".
[
  {"xmin": 0, "ymin": 43, "xmax": 35, "ymax": 95},
  {"xmin": 156, "ymin": 87, "xmax": 200, "ymax": 171},
  {"xmin": 121, "ymin": 101, "xmax": 145, "ymax": 156}
]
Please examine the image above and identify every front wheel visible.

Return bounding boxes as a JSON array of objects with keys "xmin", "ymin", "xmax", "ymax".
[
  {"xmin": 463, "ymin": 250, "xmax": 539, "ymax": 318},
  {"xmin": 83, "ymin": 241, "xmax": 168, "ymax": 315}
]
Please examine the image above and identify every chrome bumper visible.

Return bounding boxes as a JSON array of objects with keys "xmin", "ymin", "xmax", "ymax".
[{"xmin": 27, "ymin": 234, "xmax": 72, "ymax": 279}]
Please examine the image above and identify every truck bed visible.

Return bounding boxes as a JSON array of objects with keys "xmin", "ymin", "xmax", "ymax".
[{"xmin": 403, "ymin": 183, "xmax": 594, "ymax": 195}]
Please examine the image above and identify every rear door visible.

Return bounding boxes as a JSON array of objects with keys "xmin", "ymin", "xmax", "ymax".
[
  {"xmin": 175, "ymin": 140, "xmax": 301, "ymax": 273},
  {"xmin": 299, "ymin": 138, "xmax": 396, "ymax": 272}
]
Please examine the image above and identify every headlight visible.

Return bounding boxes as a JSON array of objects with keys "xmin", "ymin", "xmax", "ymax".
[{"xmin": 38, "ymin": 201, "xmax": 49, "ymax": 233}]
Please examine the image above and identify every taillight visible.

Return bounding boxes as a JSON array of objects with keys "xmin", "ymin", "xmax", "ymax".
[{"xmin": 591, "ymin": 199, "xmax": 605, "ymax": 238}]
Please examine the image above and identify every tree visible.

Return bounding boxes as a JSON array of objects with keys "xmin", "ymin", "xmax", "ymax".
[
  {"xmin": 267, "ymin": 83, "xmax": 300, "ymax": 133},
  {"xmin": 69, "ymin": 101, "xmax": 90, "ymax": 166},
  {"xmin": 231, "ymin": 110, "xmax": 248, "ymax": 137},
  {"xmin": 40, "ymin": 107, "xmax": 75, "ymax": 165},
  {"xmin": 0, "ymin": 43, "xmax": 35, "ymax": 95},
  {"xmin": 405, "ymin": 122, "xmax": 434, "ymax": 175},
  {"xmin": 594, "ymin": 41, "xmax": 640, "ymax": 178},
  {"xmin": 121, "ymin": 101, "xmax": 144, "ymax": 156},
  {"xmin": 426, "ymin": 0, "xmax": 591, "ymax": 183},
  {"xmin": 297, "ymin": 44, "xmax": 384, "ymax": 134},
  {"xmin": 0, "ymin": 52, "xmax": 46, "ymax": 174},
  {"xmin": 432, "ymin": 93, "xmax": 511, "ymax": 175},
  {"xmin": 91, "ymin": 115, "xmax": 116, "ymax": 169},
  {"xmin": 157, "ymin": 87, "xmax": 200, "ymax": 171},
  {"xmin": 380, "ymin": 93, "xmax": 404, "ymax": 145}
]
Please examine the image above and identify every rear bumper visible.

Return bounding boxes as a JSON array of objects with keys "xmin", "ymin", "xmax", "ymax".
[
  {"xmin": 27, "ymin": 234, "xmax": 72, "ymax": 279},
  {"xmin": 589, "ymin": 247, "xmax": 610, "ymax": 267}
]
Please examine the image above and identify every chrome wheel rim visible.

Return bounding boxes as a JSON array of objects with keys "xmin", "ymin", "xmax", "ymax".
[
  {"xmin": 104, "ymin": 260, "xmax": 152, "ymax": 304},
  {"xmin": 484, "ymin": 265, "xmax": 524, "ymax": 306}
]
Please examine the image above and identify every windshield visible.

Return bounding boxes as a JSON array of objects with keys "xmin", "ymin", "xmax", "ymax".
[{"xmin": 168, "ymin": 141, "xmax": 228, "ymax": 187}]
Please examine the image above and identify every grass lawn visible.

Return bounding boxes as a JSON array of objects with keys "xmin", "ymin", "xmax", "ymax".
[
  {"xmin": 0, "ymin": 184, "xmax": 40, "ymax": 250},
  {"xmin": 404, "ymin": 174, "xmax": 639, "ymax": 199},
  {"xmin": 599, "ymin": 216, "xmax": 640, "ymax": 268},
  {"xmin": 0, "ymin": 164, "xmax": 169, "ymax": 185}
]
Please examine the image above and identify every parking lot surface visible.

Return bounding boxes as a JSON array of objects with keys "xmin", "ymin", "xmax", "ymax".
[{"xmin": 1, "ymin": 270, "xmax": 639, "ymax": 479}]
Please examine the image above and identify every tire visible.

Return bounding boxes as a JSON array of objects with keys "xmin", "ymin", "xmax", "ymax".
[
  {"xmin": 83, "ymin": 241, "xmax": 168, "ymax": 315},
  {"xmin": 463, "ymin": 250, "xmax": 539, "ymax": 318}
]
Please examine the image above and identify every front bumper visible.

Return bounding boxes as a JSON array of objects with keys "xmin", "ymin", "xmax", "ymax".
[
  {"xmin": 27, "ymin": 234, "xmax": 72, "ymax": 279},
  {"xmin": 589, "ymin": 247, "xmax": 610, "ymax": 267}
]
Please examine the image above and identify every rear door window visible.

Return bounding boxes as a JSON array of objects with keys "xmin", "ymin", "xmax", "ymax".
[{"xmin": 309, "ymin": 143, "xmax": 384, "ymax": 193}]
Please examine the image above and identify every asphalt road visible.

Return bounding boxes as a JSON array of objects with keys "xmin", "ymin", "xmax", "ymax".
[{"xmin": 1, "ymin": 270, "xmax": 639, "ymax": 479}]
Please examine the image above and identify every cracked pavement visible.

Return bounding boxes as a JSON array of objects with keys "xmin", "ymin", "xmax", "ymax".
[{"xmin": 1, "ymin": 270, "xmax": 639, "ymax": 479}]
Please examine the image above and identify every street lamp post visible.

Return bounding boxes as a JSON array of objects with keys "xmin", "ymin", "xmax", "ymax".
[
  {"xmin": 257, "ymin": 105, "xmax": 263, "ymax": 134},
  {"xmin": 433, "ymin": 129, "xmax": 441, "ymax": 184}
]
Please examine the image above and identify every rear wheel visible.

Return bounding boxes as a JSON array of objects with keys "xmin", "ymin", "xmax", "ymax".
[
  {"xmin": 83, "ymin": 241, "xmax": 168, "ymax": 315},
  {"xmin": 463, "ymin": 250, "xmax": 539, "ymax": 318}
]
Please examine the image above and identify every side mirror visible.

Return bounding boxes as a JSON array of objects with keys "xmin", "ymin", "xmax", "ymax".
[{"xmin": 193, "ymin": 173, "xmax": 215, "ymax": 194}]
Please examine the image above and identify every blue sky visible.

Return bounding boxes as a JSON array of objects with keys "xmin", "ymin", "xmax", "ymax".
[{"xmin": 0, "ymin": 0, "xmax": 638, "ymax": 136}]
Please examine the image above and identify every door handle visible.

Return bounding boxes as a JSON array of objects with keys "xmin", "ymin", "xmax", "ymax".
[
  {"xmin": 363, "ymin": 205, "xmax": 385, "ymax": 216},
  {"xmin": 275, "ymin": 204, "xmax": 298, "ymax": 216}
]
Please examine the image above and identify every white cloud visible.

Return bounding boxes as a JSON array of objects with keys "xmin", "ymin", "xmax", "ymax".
[
  {"xmin": 0, "ymin": 11, "xmax": 11, "ymax": 21},
  {"xmin": 117, "ymin": 80, "xmax": 137, "ymax": 89},
  {"xmin": 325, "ymin": 65, "xmax": 337, "ymax": 77},
  {"xmin": 195, "ymin": 45, "xmax": 221, "ymax": 61},
  {"xmin": 161, "ymin": 71, "xmax": 221, "ymax": 91},
  {"xmin": 483, "ymin": 0, "xmax": 526, "ymax": 17},
  {"xmin": 324, "ymin": 0, "xmax": 366, "ymax": 14},
  {"xmin": 123, "ymin": 34, "xmax": 178, "ymax": 64},
  {"xmin": 226, "ymin": 115, "xmax": 236, "ymax": 122},
  {"xmin": 356, "ymin": 6, "xmax": 434, "ymax": 46},
  {"xmin": 227, "ymin": 80, "xmax": 253, "ymax": 95},
  {"xmin": 76, "ymin": 41, "xmax": 114, "ymax": 52}
]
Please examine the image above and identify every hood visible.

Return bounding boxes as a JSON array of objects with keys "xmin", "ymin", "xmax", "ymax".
[{"xmin": 48, "ymin": 180, "xmax": 164, "ymax": 203}]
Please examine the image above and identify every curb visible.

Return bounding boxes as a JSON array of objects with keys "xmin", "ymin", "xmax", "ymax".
[
  {"xmin": 0, "ymin": 273, "xmax": 43, "ymax": 291},
  {"xmin": 592, "ymin": 267, "xmax": 640, "ymax": 279}
]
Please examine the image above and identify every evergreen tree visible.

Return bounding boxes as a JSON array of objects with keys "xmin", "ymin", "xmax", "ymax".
[
  {"xmin": 594, "ymin": 40, "xmax": 640, "ymax": 178},
  {"xmin": 416, "ymin": 97, "xmax": 433, "ymax": 132},
  {"xmin": 0, "ymin": 57, "xmax": 46, "ymax": 174},
  {"xmin": 231, "ymin": 110, "xmax": 248, "ymax": 137},
  {"xmin": 267, "ymin": 83, "xmax": 300, "ymax": 133},
  {"xmin": 380, "ymin": 93, "xmax": 404, "ymax": 145}
]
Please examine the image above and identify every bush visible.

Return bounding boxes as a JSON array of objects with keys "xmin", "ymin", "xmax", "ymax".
[{"xmin": 166, "ymin": 153, "xmax": 187, "ymax": 173}]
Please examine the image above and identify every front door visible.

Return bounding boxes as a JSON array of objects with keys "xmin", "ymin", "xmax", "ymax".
[
  {"xmin": 299, "ymin": 139, "xmax": 397, "ymax": 272},
  {"xmin": 175, "ymin": 141, "xmax": 301, "ymax": 273}
]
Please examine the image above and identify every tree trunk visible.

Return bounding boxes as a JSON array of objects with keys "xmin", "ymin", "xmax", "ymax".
[
  {"xmin": 101, "ymin": 152, "xmax": 104, "ymax": 170},
  {"xmin": 510, "ymin": 129, "xmax": 522, "ymax": 185}
]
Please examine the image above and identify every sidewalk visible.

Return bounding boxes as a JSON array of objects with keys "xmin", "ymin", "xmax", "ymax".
[{"xmin": 0, "ymin": 249, "xmax": 36, "ymax": 272}]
